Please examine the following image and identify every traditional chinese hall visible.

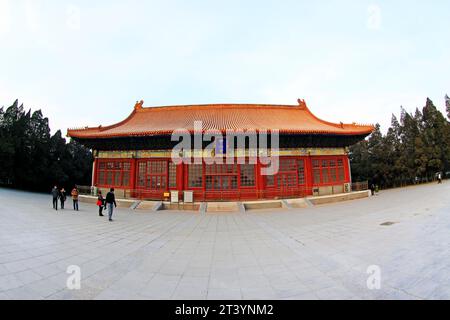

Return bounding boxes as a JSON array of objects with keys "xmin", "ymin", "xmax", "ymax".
[{"xmin": 67, "ymin": 100, "xmax": 374, "ymax": 201}]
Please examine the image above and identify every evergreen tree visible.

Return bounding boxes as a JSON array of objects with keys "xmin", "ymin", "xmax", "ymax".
[
  {"xmin": 0, "ymin": 100, "xmax": 25, "ymax": 186},
  {"xmin": 446, "ymin": 94, "xmax": 450, "ymax": 119},
  {"xmin": 350, "ymin": 97, "xmax": 450, "ymax": 188},
  {"xmin": 367, "ymin": 124, "xmax": 386, "ymax": 186},
  {"xmin": 384, "ymin": 115, "xmax": 402, "ymax": 186},
  {"xmin": 48, "ymin": 130, "xmax": 71, "ymax": 186},
  {"xmin": 421, "ymin": 98, "xmax": 447, "ymax": 179},
  {"xmin": 398, "ymin": 107, "xmax": 421, "ymax": 183},
  {"xmin": 0, "ymin": 100, "xmax": 93, "ymax": 192},
  {"xmin": 349, "ymin": 139, "xmax": 369, "ymax": 182},
  {"xmin": 413, "ymin": 107, "xmax": 429, "ymax": 181},
  {"xmin": 445, "ymin": 95, "xmax": 450, "ymax": 171},
  {"xmin": 392, "ymin": 114, "xmax": 406, "ymax": 185},
  {"xmin": 0, "ymin": 106, "xmax": 12, "ymax": 184},
  {"xmin": 67, "ymin": 139, "xmax": 94, "ymax": 186}
]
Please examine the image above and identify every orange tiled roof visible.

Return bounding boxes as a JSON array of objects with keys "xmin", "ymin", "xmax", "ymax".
[{"xmin": 67, "ymin": 99, "xmax": 374, "ymax": 139}]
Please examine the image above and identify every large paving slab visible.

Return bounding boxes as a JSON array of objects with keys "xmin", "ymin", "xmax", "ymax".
[{"xmin": 0, "ymin": 181, "xmax": 449, "ymax": 300}]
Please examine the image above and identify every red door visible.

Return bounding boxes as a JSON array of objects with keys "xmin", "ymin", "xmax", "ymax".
[
  {"xmin": 264, "ymin": 158, "xmax": 306, "ymax": 199},
  {"xmin": 204, "ymin": 163, "xmax": 238, "ymax": 200},
  {"xmin": 135, "ymin": 159, "xmax": 168, "ymax": 199}
]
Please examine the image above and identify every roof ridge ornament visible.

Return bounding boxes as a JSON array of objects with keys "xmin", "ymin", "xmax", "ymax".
[
  {"xmin": 134, "ymin": 100, "xmax": 144, "ymax": 110},
  {"xmin": 297, "ymin": 98, "xmax": 307, "ymax": 110}
]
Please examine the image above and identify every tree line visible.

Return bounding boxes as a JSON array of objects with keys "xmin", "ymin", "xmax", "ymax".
[
  {"xmin": 350, "ymin": 97, "xmax": 450, "ymax": 189},
  {"xmin": 0, "ymin": 100, "xmax": 93, "ymax": 192}
]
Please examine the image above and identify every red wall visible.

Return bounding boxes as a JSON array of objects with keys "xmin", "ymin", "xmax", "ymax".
[{"xmin": 93, "ymin": 155, "xmax": 351, "ymax": 201}]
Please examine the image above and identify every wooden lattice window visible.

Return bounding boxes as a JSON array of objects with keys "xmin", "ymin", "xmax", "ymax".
[
  {"xmin": 312, "ymin": 157, "xmax": 346, "ymax": 185},
  {"xmin": 188, "ymin": 164, "xmax": 203, "ymax": 188},
  {"xmin": 265, "ymin": 158, "xmax": 298, "ymax": 188},
  {"xmin": 337, "ymin": 159, "xmax": 345, "ymax": 181},
  {"xmin": 279, "ymin": 159, "xmax": 297, "ymax": 187},
  {"xmin": 297, "ymin": 160, "xmax": 305, "ymax": 185},
  {"xmin": 97, "ymin": 159, "xmax": 131, "ymax": 187},
  {"xmin": 322, "ymin": 160, "xmax": 330, "ymax": 183},
  {"xmin": 136, "ymin": 160, "xmax": 168, "ymax": 190},
  {"xmin": 240, "ymin": 164, "xmax": 256, "ymax": 187},
  {"xmin": 205, "ymin": 163, "xmax": 238, "ymax": 190},
  {"xmin": 137, "ymin": 162, "xmax": 146, "ymax": 187},
  {"xmin": 313, "ymin": 159, "xmax": 321, "ymax": 184},
  {"xmin": 147, "ymin": 160, "xmax": 167, "ymax": 190},
  {"xmin": 168, "ymin": 162, "xmax": 177, "ymax": 188}
]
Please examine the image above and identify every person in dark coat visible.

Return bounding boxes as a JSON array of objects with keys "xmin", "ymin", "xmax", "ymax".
[
  {"xmin": 60, "ymin": 188, "xmax": 67, "ymax": 209},
  {"xmin": 105, "ymin": 188, "xmax": 117, "ymax": 221},
  {"xmin": 51, "ymin": 186, "xmax": 59, "ymax": 210},
  {"xmin": 97, "ymin": 190, "xmax": 105, "ymax": 217},
  {"xmin": 370, "ymin": 183, "xmax": 375, "ymax": 196}
]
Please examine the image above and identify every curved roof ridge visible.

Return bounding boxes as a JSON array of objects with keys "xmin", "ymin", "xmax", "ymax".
[
  {"xmin": 297, "ymin": 99, "xmax": 346, "ymax": 129},
  {"xmin": 137, "ymin": 103, "xmax": 300, "ymax": 112},
  {"xmin": 97, "ymin": 109, "xmax": 137, "ymax": 132}
]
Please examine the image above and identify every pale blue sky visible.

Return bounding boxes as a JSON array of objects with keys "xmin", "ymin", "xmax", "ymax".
[{"xmin": 1, "ymin": 0, "xmax": 449, "ymax": 134}]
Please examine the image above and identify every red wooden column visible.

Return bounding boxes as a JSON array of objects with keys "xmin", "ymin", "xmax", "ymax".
[
  {"xmin": 202, "ymin": 160, "xmax": 206, "ymax": 201},
  {"xmin": 344, "ymin": 155, "xmax": 351, "ymax": 183},
  {"xmin": 305, "ymin": 155, "xmax": 313, "ymax": 196},
  {"xmin": 129, "ymin": 157, "xmax": 137, "ymax": 196},
  {"xmin": 256, "ymin": 159, "xmax": 264, "ymax": 199},
  {"xmin": 236, "ymin": 159, "xmax": 242, "ymax": 200},
  {"xmin": 91, "ymin": 157, "xmax": 98, "ymax": 187},
  {"xmin": 177, "ymin": 163, "xmax": 184, "ymax": 193}
]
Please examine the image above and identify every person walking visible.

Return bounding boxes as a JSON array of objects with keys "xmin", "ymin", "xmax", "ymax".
[
  {"xmin": 438, "ymin": 172, "xmax": 442, "ymax": 184},
  {"xmin": 71, "ymin": 186, "xmax": 79, "ymax": 211},
  {"xmin": 97, "ymin": 190, "xmax": 105, "ymax": 217},
  {"xmin": 370, "ymin": 183, "xmax": 375, "ymax": 196},
  {"xmin": 51, "ymin": 186, "xmax": 59, "ymax": 211},
  {"xmin": 105, "ymin": 188, "xmax": 117, "ymax": 222},
  {"xmin": 60, "ymin": 188, "xmax": 67, "ymax": 210}
]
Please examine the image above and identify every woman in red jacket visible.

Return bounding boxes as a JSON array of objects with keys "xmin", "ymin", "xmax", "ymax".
[{"xmin": 97, "ymin": 190, "xmax": 105, "ymax": 217}]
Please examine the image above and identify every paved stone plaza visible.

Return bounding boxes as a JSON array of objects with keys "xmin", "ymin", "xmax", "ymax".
[{"xmin": 0, "ymin": 182, "xmax": 449, "ymax": 300}]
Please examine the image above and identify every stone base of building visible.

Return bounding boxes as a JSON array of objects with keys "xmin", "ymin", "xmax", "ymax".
[{"xmin": 79, "ymin": 190, "xmax": 370, "ymax": 213}]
